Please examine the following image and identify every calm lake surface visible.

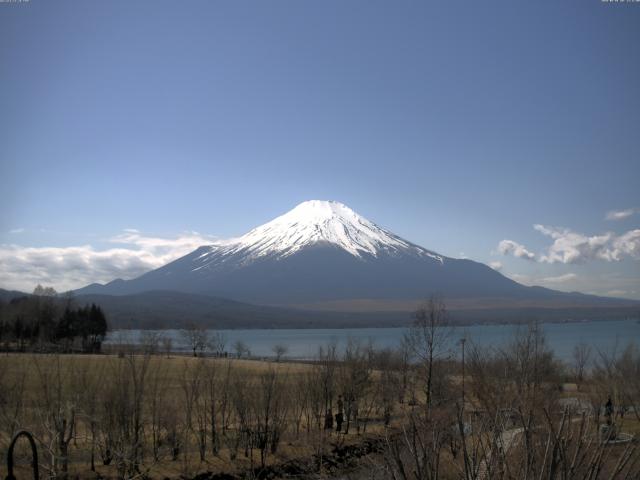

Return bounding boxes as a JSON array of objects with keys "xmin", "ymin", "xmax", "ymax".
[{"xmin": 106, "ymin": 319, "xmax": 640, "ymax": 362}]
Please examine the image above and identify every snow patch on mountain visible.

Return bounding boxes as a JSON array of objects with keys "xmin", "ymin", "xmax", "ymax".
[{"xmin": 194, "ymin": 200, "xmax": 443, "ymax": 269}]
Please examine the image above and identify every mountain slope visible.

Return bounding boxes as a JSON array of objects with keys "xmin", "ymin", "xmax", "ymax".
[
  {"xmin": 0, "ymin": 288, "xmax": 31, "ymax": 303},
  {"xmin": 4, "ymin": 287, "xmax": 637, "ymax": 330},
  {"xmin": 73, "ymin": 291, "xmax": 640, "ymax": 329},
  {"xmin": 74, "ymin": 290, "xmax": 405, "ymax": 329},
  {"xmin": 74, "ymin": 200, "xmax": 637, "ymax": 309}
]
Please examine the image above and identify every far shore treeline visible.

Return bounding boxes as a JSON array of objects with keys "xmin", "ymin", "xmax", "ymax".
[{"xmin": 0, "ymin": 285, "xmax": 108, "ymax": 353}]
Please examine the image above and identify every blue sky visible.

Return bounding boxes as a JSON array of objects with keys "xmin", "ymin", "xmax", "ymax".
[{"xmin": 1, "ymin": 0, "xmax": 639, "ymax": 297}]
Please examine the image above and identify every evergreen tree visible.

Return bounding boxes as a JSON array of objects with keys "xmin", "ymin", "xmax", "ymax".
[
  {"xmin": 87, "ymin": 304, "xmax": 107, "ymax": 352},
  {"xmin": 13, "ymin": 315, "xmax": 24, "ymax": 351},
  {"xmin": 1, "ymin": 291, "xmax": 108, "ymax": 352},
  {"xmin": 56, "ymin": 308, "xmax": 78, "ymax": 351}
]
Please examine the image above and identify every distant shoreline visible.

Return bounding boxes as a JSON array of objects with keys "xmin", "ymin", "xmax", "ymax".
[
  {"xmin": 108, "ymin": 315, "xmax": 640, "ymax": 331},
  {"xmin": 105, "ymin": 319, "xmax": 640, "ymax": 363}
]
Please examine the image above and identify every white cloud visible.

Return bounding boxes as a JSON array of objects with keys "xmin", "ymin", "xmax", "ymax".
[
  {"xmin": 497, "ymin": 239, "xmax": 536, "ymax": 260},
  {"xmin": 508, "ymin": 272, "xmax": 579, "ymax": 286},
  {"xmin": 604, "ymin": 290, "xmax": 628, "ymax": 297},
  {"xmin": 109, "ymin": 230, "xmax": 216, "ymax": 254},
  {"xmin": 0, "ymin": 231, "xmax": 218, "ymax": 293},
  {"xmin": 507, "ymin": 273, "xmax": 531, "ymax": 284},
  {"xmin": 612, "ymin": 229, "xmax": 640, "ymax": 259},
  {"xmin": 489, "ymin": 261, "xmax": 503, "ymax": 271},
  {"xmin": 8, "ymin": 228, "xmax": 24, "ymax": 234},
  {"xmin": 535, "ymin": 224, "xmax": 640, "ymax": 264},
  {"xmin": 506, "ymin": 271, "xmax": 639, "ymax": 299},
  {"xmin": 605, "ymin": 208, "xmax": 636, "ymax": 221},
  {"xmin": 540, "ymin": 273, "xmax": 577, "ymax": 284}
]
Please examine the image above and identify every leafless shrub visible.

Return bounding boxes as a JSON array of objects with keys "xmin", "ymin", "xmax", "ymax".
[
  {"xmin": 338, "ymin": 338, "xmax": 373, "ymax": 434},
  {"xmin": 32, "ymin": 355, "xmax": 77, "ymax": 479},
  {"xmin": 233, "ymin": 339, "xmax": 250, "ymax": 359},
  {"xmin": 573, "ymin": 342, "xmax": 592, "ymax": 382},
  {"xmin": 272, "ymin": 343, "xmax": 288, "ymax": 362}
]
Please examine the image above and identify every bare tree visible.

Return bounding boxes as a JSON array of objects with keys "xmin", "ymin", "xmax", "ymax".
[
  {"xmin": 33, "ymin": 284, "xmax": 57, "ymax": 297},
  {"xmin": 160, "ymin": 404, "xmax": 182, "ymax": 462},
  {"xmin": 592, "ymin": 342, "xmax": 640, "ymax": 423},
  {"xmin": 202, "ymin": 358, "xmax": 225, "ymax": 455},
  {"xmin": 337, "ymin": 338, "xmax": 372, "ymax": 434},
  {"xmin": 77, "ymin": 359, "xmax": 105, "ymax": 472},
  {"xmin": 219, "ymin": 360, "xmax": 234, "ymax": 436},
  {"xmin": 147, "ymin": 357, "xmax": 171, "ymax": 462},
  {"xmin": 233, "ymin": 339, "xmax": 250, "ymax": 359},
  {"xmin": 181, "ymin": 323, "xmax": 209, "ymax": 357},
  {"xmin": 312, "ymin": 341, "xmax": 338, "ymax": 472},
  {"xmin": 181, "ymin": 359, "xmax": 208, "ymax": 463},
  {"xmin": 405, "ymin": 294, "xmax": 452, "ymax": 415},
  {"xmin": 614, "ymin": 343, "xmax": 640, "ymax": 421},
  {"xmin": 99, "ymin": 352, "xmax": 151, "ymax": 477},
  {"xmin": 290, "ymin": 373, "xmax": 310, "ymax": 438},
  {"xmin": 32, "ymin": 355, "xmax": 77, "ymax": 479},
  {"xmin": 208, "ymin": 331, "xmax": 227, "ymax": 357},
  {"xmin": 127, "ymin": 352, "xmax": 151, "ymax": 475},
  {"xmin": 140, "ymin": 331, "xmax": 162, "ymax": 355},
  {"xmin": 161, "ymin": 335, "xmax": 173, "ymax": 358},
  {"xmin": 572, "ymin": 341, "xmax": 592, "ymax": 381},
  {"xmin": 229, "ymin": 373, "xmax": 252, "ymax": 461},
  {"xmin": 253, "ymin": 368, "xmax": 289, "ymax": 467},
  {"xmin": 397, "ymin": 338, "xmax": 413, "ymax": 404},
  {"xmin": 272, "ymin": 343, "xmax": 288, "ymax": 362},
  {"xmin": 0, "ymin": 357, "xmax": 26, "ymax": 448},
  {"xmin": 384, "ymin": 406, "xmax": 452, "ymax": 480}
]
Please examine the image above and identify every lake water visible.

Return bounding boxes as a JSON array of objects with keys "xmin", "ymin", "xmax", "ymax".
[{"xmin": 106, "ymin": 319, "xmax": 640, "ymax": 362}]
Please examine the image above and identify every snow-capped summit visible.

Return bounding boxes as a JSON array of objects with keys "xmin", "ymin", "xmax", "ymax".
[
  {"xmin": 204, "ymin": 200, "xmax": 443, "ymax": 262},
  {"xmin": 75, "ymin": 200, "xmax": 537, "ymax": 306}
]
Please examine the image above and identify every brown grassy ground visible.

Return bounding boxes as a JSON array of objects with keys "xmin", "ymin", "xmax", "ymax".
[{"xmin": 0, "ymin": 352, "xmax": 390, "ymax": 479}]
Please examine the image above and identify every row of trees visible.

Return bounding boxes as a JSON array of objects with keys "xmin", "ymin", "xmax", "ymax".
[
  {"xmin": 0, "ymin": 285, "xmax": 108, "ymax": 352},
  {"xmin": 143, "ymin": 324, "xmax": 284, "ymax": 360}
]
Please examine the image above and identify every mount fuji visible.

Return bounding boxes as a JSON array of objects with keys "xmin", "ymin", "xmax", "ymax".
[{"xmin": 75, "ymin": 201, "xmax": 637, "ymax": 315}]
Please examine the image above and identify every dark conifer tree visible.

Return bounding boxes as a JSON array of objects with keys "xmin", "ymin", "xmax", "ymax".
[
  {"xmin": 1, "ymin": 293, "xmax": 108, "ymax": 352},
  {"xmin": 87, "ymin": 304, "xmax": 108, "ymax": 352}
]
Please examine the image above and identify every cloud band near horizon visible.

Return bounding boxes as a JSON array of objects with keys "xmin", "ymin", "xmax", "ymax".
[
  {"xmin": 0, "ymin": 231, "xmax": 217, "ymax": 293},
  {"xmin": 499, "ymin": 226, "xmax": 640, "ymax": 265}
]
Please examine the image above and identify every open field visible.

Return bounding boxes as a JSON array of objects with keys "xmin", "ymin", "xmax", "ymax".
[
  {"xmin": 1, "ymin": 319, "xmax": 639, "ymax": 480},
  {"xmin": 0, "ymin": 349, "xmax": 399, "ymax": 480}
]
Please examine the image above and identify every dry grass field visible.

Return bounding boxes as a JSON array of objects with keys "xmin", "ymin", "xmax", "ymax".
[
  {"xmin": 0, "ymin": 350, "xmax": 396, "ymax": 479},
  {"xmin": 1, "ymin": 321, "xmax": 639, "ymax": 480}
]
